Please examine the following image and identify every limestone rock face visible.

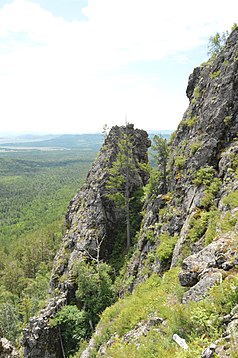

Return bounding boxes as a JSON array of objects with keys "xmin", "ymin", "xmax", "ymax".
[{"xmin": 22, "ymin": 124, "xmax": 150, "ymax": 357}]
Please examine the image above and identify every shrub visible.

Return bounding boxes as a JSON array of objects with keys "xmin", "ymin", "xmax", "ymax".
[
  {"xmin": 219, "ymin": 212, "xmax": 238, "ymax": 233},
  {"xmin": 224, "ymin": 115, "xmax": 232, "ymax": 125},
  {"xmin": 188, "ymin": 211, "xmax": 210, "ymax": 242},
  {"xmin": 143, "ymin": 168, "xmax": 162, "ymax": 199},
  {"xmin": 75, "ymin": 261, "xmax": 115, "ymax": 328},
  {"xmin": 156, "ymin": 233, "xmax": 178, "ymax": 264},
  {"xmin": 204, "ymin": 210, "xmax": 220, "ymax": 245},
  {"xmin": 190, "ymin": 141, "xmax": 202, "ymax": 154},
  {"xmin": 50, "ymin": 305, "xmax": 88, "ymax": 356},
  {"xmin": 193, "ymin": 166, "xmax": 221, "ymax": 209},
  {"xmin": 193, "ymin": 166, "xmax": 216, "ymax": 186},
  {"xmin": 169, "ymin": 131, "xmax": 177, "ymax": 144},
  {"xmin": 146, "ymin": 229, "xmax": 155, "ymax": 244},
  {"xmin": 223, "ymin": 190, "xmax": 238, "ymax": 209},
  {"xmin": 174, "ymin": 155, "xmax": 186, "ymax": 170},
  {"xmin": 209, "ymin": 70, "xmax": 221, "ymax": 79},
  {"xmin": 183, "ymin": 116, "xmax": 198, "ymax": 127},
  {"xmin": 193, "ymin": 86, "xmax": 201, "ymax": 99}
]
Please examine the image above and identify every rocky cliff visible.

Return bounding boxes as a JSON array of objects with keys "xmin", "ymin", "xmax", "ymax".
[
  {"xmin": 126, "ymin": 26, "xmax": 238, "ymax": 288},
  {"xmin": 23, "ymin": 27, "xmax": 238, "ymax": 358},
  {"xmin": 80, "ymin": 28, "xmax": 238, "ymax": 357},
  {"xmin": 22, "ymin": 124, "xmax": 150, "ymax": 358}
]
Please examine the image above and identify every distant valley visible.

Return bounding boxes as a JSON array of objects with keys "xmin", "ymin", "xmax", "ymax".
[{"xmin": 0, "ymin": 130, "xmax": 173, "ymax": 152}]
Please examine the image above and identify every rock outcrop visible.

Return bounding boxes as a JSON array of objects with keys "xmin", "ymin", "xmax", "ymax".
[
  {"xmin": 85, "ymin": 28, "xmax": 238, "ymax": 356},
  {"xmin": 22, "ymin": 124, "xmax": 150, "ymax": 357},
  {"xmin": 21, "ymin": 295, "xmax": 66, "ymax": 358},
  {"xmin": 125, "ymin": 27, "xmax": 238, "ymax": 290},
  {"xmin": 0, "ymin": 338, "xmax": 19, "ymax": 358},
  {"xmin": 23, "ymin": 27, "xmax": 238, "ymax": 358}
]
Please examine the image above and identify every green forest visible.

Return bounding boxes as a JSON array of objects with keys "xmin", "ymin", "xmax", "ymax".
[
  {"xmin": 0, "ymin": 131, "xmax": 169, "ymax": 349},
  {"xmin": 0, "ymin": 139, "xmax": 100, "ymax": 344}
]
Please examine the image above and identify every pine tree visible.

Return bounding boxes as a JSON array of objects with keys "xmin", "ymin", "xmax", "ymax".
[
  {"xmin": 151, "ymin": 134, "xmax": 168, "ymax": 194},
  {"xmin": 207, "ymin": 31, "xmax": 228, "ymax": 57},
  {"xmin": 106, "ymin": 124, "xmax": 137, "ymax": 249}
]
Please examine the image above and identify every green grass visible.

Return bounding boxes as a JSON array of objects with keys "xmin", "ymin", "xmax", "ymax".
[
  {"xmin": 223, "ymin": 190, "xmax": 238, "ymax": 209},
  {"xmin": 75, "ymin": 268, "xmax": 238, "ymax": 357}
]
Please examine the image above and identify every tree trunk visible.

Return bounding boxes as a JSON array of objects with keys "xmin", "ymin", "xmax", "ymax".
[
  {"xmin": 163, "ymin": 160, "xmax": 167, "ymax": 194},
  {"xmin": 125, "ymin": 127, "xmax": 131, "ymax": 250}
]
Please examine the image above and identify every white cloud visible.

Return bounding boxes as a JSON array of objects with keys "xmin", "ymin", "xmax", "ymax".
[{"xmin": 0, "ymin": 0, "xmax": 238, "ymax": 133}]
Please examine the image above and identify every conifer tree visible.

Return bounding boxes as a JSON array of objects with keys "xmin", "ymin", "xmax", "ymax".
[
  {"xmin": 151, "ymin": 134, "xmax": 168, "ymax": 194},
  {"xmin": 106, "ymin": 124, "xmax": 137, "ymax": 249},
  {"xmin": 207, "ymin": 29, "xmax": 232, "ymax": 57}
]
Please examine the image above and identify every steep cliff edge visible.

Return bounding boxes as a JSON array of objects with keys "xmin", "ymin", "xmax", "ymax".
[
  {"xmin": 22, "ymin": 27, "xmax": 238, "ymax": 358},
  {"xmin": 81, "ymin": 28, "xmax": 238, "ymax": 357},
  {"xmin": 126, "ymin": 27, "xmax": 238, "ymax": 287},
  {"xmin": 22, "ymin": 125, "xmax": 150, "ymax": 358}
]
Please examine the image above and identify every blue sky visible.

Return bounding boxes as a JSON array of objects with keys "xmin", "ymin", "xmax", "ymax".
[{"xmin": 0, "ymin": 0, "xmax": 237, "ymax": 134}]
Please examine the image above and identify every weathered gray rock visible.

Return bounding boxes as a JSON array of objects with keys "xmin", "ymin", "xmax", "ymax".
[
  {"xmin": 0, "ymin": 338, "xmax": 19, "ymax": 358},
  {"xmin": 179, "ymin": 236, "xmax": 236, "ymax": 287},
  {"xmin": 182, "ymin": 270, "xmax": 221, "ymax": 304},
  {"xmin": 123, "ymin": 316, "xmax": 163, "ymax": 344},
  {"xmin": 179, "ymin": 235, "xmax": 237, "ymax": 303},
  {"xmin": 22, "ymin": 294, "xmax": 66, "ymax": 358},
  {"xmin": 186, "ymin": 66, "xmax": 201, "ymax": 100},
  {"xmin": 51, "ymin": 124, "xmax": 150, "ymax": 291},
  {"xmin": 201, "ymin": 343, "xmax": 216, "ymax": 358},
  {"xmin": 173, "ymin": 334, "xmax": 188, "ymax": 350},
  {"xmin": 82, "ymin": 27, "xmax": 238, "ymax": 356},
  {"xmin": 125, "ymin": 30, "xmax": 238, "ymax": 287}
]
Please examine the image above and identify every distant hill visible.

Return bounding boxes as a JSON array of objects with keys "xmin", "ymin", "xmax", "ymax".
[
  {"xmin": 0, "ymin": 131, "xmax": 173, "ymax": 151},
  {"xmin": 148, "ymin": 130, "xmax": 174, "ymax": 140},
  {"xmin": 0, "ymin": 134, "xmax": 103, "ymax": 151}
]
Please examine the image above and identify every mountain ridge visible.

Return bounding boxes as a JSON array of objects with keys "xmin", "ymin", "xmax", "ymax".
[{"xmin": 21, "ymin": 27, "xmax": 238, "ymax": 358}]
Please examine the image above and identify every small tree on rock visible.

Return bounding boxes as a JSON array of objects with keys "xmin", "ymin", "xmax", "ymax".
[
  {"xmin": 151, "ymin": 134, "xmax": 168, "ymax": 194},
  {"xmin": 106, "ymin": 124, "xmax": 137, "ymax": 250},
  {"xmin": 207, "ymin": 31, "xmax": 229, "ymax": 57}
]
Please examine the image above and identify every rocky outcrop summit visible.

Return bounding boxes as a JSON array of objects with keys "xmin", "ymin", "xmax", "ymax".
[
  {"xmin": 22, "ymin": 124, "xmax": 150, "ymax": 357},
  {"xmin": 50, "ymin": 124, "xmax": 150, "ymax": 293}
]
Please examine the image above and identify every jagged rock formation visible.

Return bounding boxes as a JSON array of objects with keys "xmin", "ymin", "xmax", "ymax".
[
  {"xmin": 22, "ymin": 295, "xmax": 66, "ymax": 358},
  {"xmin": 126, "ymin": 27, "xmax": 238, "ymax": 289},
  {"xmin": 82, "ymin": 28, "xmax": 238, "ymax": 357},
  {"xmin": 22, "ymin": 124, "xmax": 150, "ymax": 357},
  {"xmin": 50, "ymin": 124, "xmax": 150, "ymax": 294},
  {"xmin": 23, "ymin": 28, "xmax": 238, "ymax": 358}
]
